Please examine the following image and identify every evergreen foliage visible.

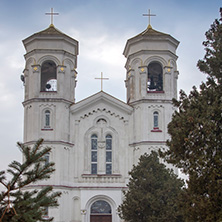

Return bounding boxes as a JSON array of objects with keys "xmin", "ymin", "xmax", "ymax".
[
  {"xmin": 0, "ymin": 139, "xmax": 61, "ymax": 222},
  {"xmin": 160, "ymin": 9, "xmax": 222, "ymax": 222},
  {"xmin": 118, "ymin": 151, "xmax": 184, "ymax": 222}
]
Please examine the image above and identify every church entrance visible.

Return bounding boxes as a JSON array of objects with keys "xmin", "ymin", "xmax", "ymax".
[
  {"xmin": 90, "ymin": 215, "xmax": 111, "ymax": 222},
  {"xmin": 90, "ymin": 200, "xmax": 112, "ymax": 222}
]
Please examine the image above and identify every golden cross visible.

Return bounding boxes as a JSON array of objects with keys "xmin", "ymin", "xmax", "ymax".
[
  {"xmin": 45, "ymin": 8, "xmax": 59, "ymax": 25},
  {"xmin": 95, "ymin": 72, "xmax": 109, "ymax": 91},
  {"xmin": 143, "ymin": 9, "xmax": 156, "ymax": 28}
]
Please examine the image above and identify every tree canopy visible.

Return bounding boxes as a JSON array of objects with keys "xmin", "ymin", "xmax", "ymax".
[
  {"xmin": 0, "ymin": 139, "xmax": 61, "ymax": 222},
  {"xmin": 160, "ymin": 9, "xmax": 222, "ymax": 222},
  {"xmin": 118, "ymin": 151, "xmax": 184, "ymax": 222}
]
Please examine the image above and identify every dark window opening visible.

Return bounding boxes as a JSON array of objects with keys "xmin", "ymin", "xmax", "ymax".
[
  {"xmin": 153, "ymin": 111, "xmax": 159, "ymax": 128},
  {"xmin": 45, "ymin": 110, "xmax": 51, "ymax": 128},
  {"xmin": 148, "ymin": 62, "xmax": 163, "ymax": 91},
  {"xmin": 41, "ymin": 61, "xmax": 57, "ymax": 92},
  {"xmin": 91, "ymin": 134, "xmax": 98, "ymax": 174},
  {"xmin": 106, "ymin": 135, "xmax": 112, "ymax": 175}
]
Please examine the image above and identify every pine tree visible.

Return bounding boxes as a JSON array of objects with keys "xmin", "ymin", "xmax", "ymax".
[
  {"xmin": 0, "ymin": 139, "xmax": 61, "ymax": 222},
  {"xmin": 118, "ymin": 151, "xmax": 184, "ymax": 222},
  {"xmin": 160, "ymin": 9, "xmax": 222, "ymax": 222}
]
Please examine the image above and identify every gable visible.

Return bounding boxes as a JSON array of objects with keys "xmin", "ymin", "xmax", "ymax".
[{"xmin": 70, "ymin": 91, "xmax": 133, "ymax": 122}]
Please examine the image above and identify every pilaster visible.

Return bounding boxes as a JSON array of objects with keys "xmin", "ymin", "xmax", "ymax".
[{"xmin": 139, "ymin": 66, "xmax": 147, "ymax": 98}]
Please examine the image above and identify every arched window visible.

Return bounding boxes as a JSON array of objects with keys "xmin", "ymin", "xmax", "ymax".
[
  {"xmin": 44, "ymin": 110, "xmax": 51, "ymax": 128},
  {"xmin": 148, "ymin": 62, "xmax": 163, "ymax": 91},
  {"xmin": 41, "ymin": 61, "xmax": 57, "ymax": 92},
  {"xmin": 106, "ymin": 135, "xmax": 112, "ymax": 175},
  {"xmin": 90, "ymin": 200, "xmax": 112, "ymax": 221},
  {"xmin": 153, "ymin": 111, "xmax": 159, "ymax": 128},
  {"xmin": 91, "ymin": 134, "xmax": 98, "ymax": 174},
  {"xmin": 91, "ymin": 200, "xmax": 112, "ymax": 214}
]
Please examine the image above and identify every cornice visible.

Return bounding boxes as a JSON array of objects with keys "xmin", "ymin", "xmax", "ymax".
[
  {"xmin": 24, "ymin": 140, "xmax": 74, "ymax": 147},
  {"xmin": 23, "ymin": 98, "xmax": 74, "ymax": 106}
]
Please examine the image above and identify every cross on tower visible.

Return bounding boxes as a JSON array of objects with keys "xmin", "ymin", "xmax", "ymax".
[
  {"xmin": 95, "ymin": 72, "xmax": 109, "ymax": 91},
  {"xmin": 45, "ymin": 8, "xmax": 59, "ymax": 25},
  {"xmin": 143, "ymin": 9, "xmax": 156, "ymax": 28}
]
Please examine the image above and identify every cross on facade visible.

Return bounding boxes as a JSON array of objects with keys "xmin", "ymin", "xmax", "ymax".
[
  {"xmin": 95, "ymin": 72, "xmax": 109, "ymax": 91},
  {"xmin": 45, "ymin": 8, "xmax": 59, "ymax": 25},
  {"xmin": 143, "ymin": 9, "xmax": 156, "ymax": 28}
]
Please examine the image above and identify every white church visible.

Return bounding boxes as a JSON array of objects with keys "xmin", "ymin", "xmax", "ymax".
[{"xmin": 21, "ymin": 13, "xmax": 179, "ymax": 222}]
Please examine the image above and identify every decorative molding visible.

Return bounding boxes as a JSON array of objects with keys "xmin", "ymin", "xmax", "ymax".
[
  {"xmin": 39, "ymin": 104, "xmax": 56, "ymax": 108},
  {"xmin": 41, "ymin": 128, "xmax": 53, "ymax": 131},
  {"xmin": 148, "ymin": 104, "xmax": 163, "ymax": 108},
  {"xmin": 147, "ymin": 90, "xmax": 164, "ymax": 94},
  {"xmin": 82, "ymin": 174, "xmax": 121, "ymax": 178},
  {"xmin": 98, "ymin": 141, "xmax": 106, "ymax": 149},
  {"xmin": 58, "ymin": 65, "xmax": 66, "ymax": 73},
  {"xmin": 81, "ymin": 209, "xmax": 87, "ymax": 215},
  {"xmin": 32, "ymin": 64, "xmax": 40, "ymax": 73},
  {"xmin": 131, "ymin": 58, "xmax": 143, "ymax": 67},
  {"xmin": 71, "ymin": 69, "xmax": 78, "ymax": 79},
  {"xmin": 174, "ymin": 70, "xmax": 179, "ymax": 79},
  {"xmin": 133, "ymin": 147, "xmax": 140, "ymax": 151},
  {"xmin": 73, "ymin": 196, "xmax": 80, "ymax": 201},
  {"xmin": 24, "ymin": 140, "xmax": 74, "ymax": 147},
  {"xmin": 62, "ymin": 58, "xmax": 76, "ymax": 68},
  {"xmin": 78, "ymin": 108, "xmax": 126, "ymax": 122},
  {"xmin": 127, "ymin": 68, "xmax": 134, "ymax": 79},
  {"xmin": 130, "ymin": 99, "xmax": 172, "ymax": 106},
  {"xmin": 129, "ymin": 141, "xmax": 166, "ymax": 146},
  {"xmin": 24, "ymin": 184, "xmax": 126, "ymax": 189},
  {"xmin": 26, "ymin": 105, "xmax": 32, "ymax": 109},
  {"xmin": 37, "ymin": 54, "xmax": 60, "ymax": 66},
  {"xmin": 139, "ymin": 65, "xmax": 147, "ymax": 74},
  {"xmin": 151, "ymin": 129, "xmax": 162, "ymax": 132},
  {"xmin": 164, "ymin": 66, "xmax": 172, "ymax": 74},
  {"xmin": 23, "ymin": 98, "xmax": 73, "ymax": 106}
]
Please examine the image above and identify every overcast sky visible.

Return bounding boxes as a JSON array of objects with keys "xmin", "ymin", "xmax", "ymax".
[{"xmin": 0, "ymin": 0, "xmax": 221, "ymax": 172}]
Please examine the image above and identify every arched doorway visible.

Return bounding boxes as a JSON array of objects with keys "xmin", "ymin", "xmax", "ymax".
[{"xmin": 90, "ymin": 200, "xmax": 112, "ymax": 222}]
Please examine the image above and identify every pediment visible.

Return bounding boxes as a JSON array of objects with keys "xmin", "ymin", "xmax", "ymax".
[{"xmin": 70, "ymin": 91, "xmax": 133, "ymax": 121}]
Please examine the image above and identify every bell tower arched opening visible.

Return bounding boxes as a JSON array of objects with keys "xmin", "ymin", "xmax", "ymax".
[
  {"xmin": 147, "ymin": 61, "xmax": 163, "ymax": 92},
  {"xmin": 41, "ymin": 60, "xmax": 57, "ymax": 91}
]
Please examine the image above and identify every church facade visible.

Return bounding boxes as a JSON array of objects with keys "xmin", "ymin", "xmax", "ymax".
[{"xmin": 22, "ymin": 21, "xmax": 179, "ymax": 222}]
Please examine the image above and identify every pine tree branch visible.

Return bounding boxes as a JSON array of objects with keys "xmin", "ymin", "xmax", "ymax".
[
  {"xmin": 1, "ymin": 140, "xmax": 52, "ymax": 201},
  {"xmin": 0, "ymin": 181, "xmax": 7, "ymax": 189},
  {"xmin": 0, "ymin": 139, "xmax": 61, "ymax": 221},
  {"xmin": 10, "ymin": 140, "xmax": 51, "ymax": 190}
]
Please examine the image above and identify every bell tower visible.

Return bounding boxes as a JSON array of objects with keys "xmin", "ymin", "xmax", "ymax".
[
  {"xmin": 22, "ymin": 24, "xmax": 78, "ymax": 145},
  {"xmin": 123, "ymin": 21, "xmax": 179, "ymax": 149},
  {"xmin": 123, "ymin": 25, "xmax": 179, "ymax": 104}
]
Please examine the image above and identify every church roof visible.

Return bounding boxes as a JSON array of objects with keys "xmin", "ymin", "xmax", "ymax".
[
  {"xmin": 126, "ymin": 25, "xmax": 179, "ymax": 44},
  {"xmin": 123, "ymin": 25, "xmax": 179, "ymax": 57},
  {"xmin": 23, "ymin": 24, "xmax": 78, "ymax": 45},
  {"xmin": 132, "ymin": 25, "xmax": 170, "ymax": 39},
  {"xmin": 71, "ymin": 91, "xmax": 133, "ymax": 115},
  {"xmin": 34, "ymin": 24, "xmax": 67, "ymax": 36}
]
